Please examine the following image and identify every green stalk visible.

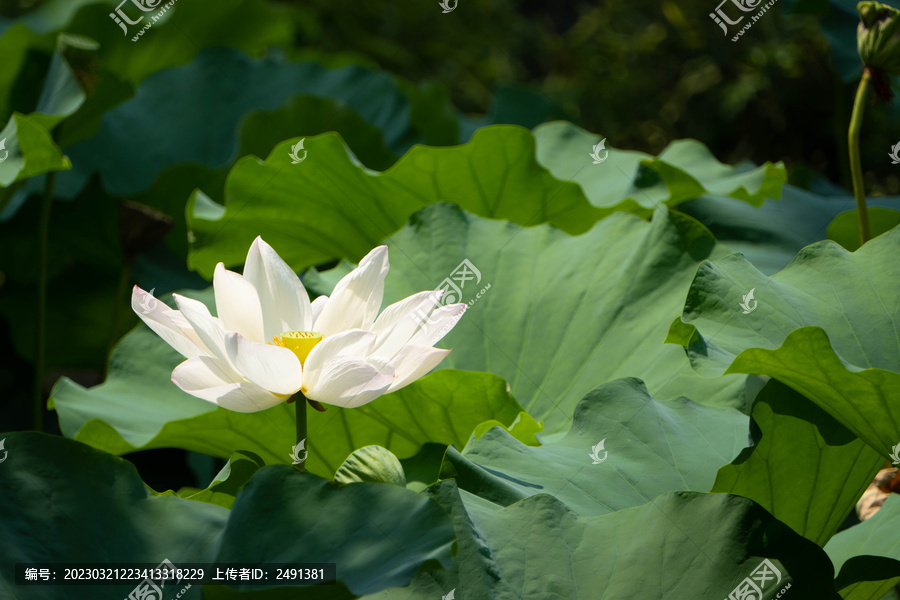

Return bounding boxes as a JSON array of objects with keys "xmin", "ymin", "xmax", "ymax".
[
  {"xmin": 32, "ymin": 171, "xmax": 56, "ymax": 432},
  {"xmin": 848, "ymin": 69, "xmax": 873, "ymax": 246},
  {"xmin": 295, "ymin": 393, "xmax": 308, "ymax": 472}
]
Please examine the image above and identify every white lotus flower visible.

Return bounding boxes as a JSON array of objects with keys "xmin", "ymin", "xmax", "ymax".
[{"xmin": 132, "ymin": 238, "xmax": 465, "ymax": 412}]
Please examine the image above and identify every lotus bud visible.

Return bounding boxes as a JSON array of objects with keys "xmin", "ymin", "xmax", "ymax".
[{"xmin": 858, "ymin": 2, "xmax": 900, "ymax": 78}]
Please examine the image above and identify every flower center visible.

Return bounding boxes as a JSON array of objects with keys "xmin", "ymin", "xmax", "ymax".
[{"xmin": 272, "ymin": 331, "xmax": 323, "ymax": 366}]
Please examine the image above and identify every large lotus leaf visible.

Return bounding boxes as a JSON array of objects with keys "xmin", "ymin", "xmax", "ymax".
[
  {"xmin": 363, "ymin": 481, "xmax": 840, "ymax": 599},
  {"xmin": 304, "ymin": 203, "xmax": 751, "ymax": 435},
  {"xmin": 0, "ymin": 0, "xmax": 295, "ymax": 155},
  {"xmin": 56, "ymin": 47, "xmax": 421, "ymax": 199},
  {"xmin": 0, "ymin": 432, "xmax": 454, "ymax": 600},
  {"xmin": 208, "ymin": 466, "xmax": 454, "ymax": 598},
  {"xmin": 678, "ymin": 184, "xmax": 900, "ymax": 275},
  {"xmin": 50, "ymin": 288, "xmax": 524, "ymax": 477},
  {"xmin": 712, "ymin": 379, "xmax": 883, "ymax": 546},
  {"xmin": 666, "ymin": 225, "xmax": 900, "ymax": 459},
  {"xmin": 187, "ymin": 121, "xmax": 786, "ymax": 279},
  {"xmin": 534, "ymin": 121, "xmax": 786, "ymax": 217},
  {"xmin": 0, "ymin": 431, "xmax": 227, "ymax": 600},
  {"xmin": 22, "ymin": 0, "xmax": 292, "ymax": 160},
  {"xmin": 440, "ymin": 378, "xmax": 748, "ymax": 516},
  {"xmin": 186, "ymin": 126, "xmax": 603, "ymax": 278},
  {"xmin": 826, "ymin": 494, "xmax": 900, "ymax": 600},
  {"xmin": 129, "ymin": 92, "xmax": 402, "ymax": 258}
]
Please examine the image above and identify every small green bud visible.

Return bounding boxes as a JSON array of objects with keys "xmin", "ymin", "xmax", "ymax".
[{"xmin": 858, "ymin": 1, "xmax": 900, "ymax": 76}]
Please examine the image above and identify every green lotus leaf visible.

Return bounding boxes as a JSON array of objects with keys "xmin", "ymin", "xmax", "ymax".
[
  {"xmin": 441, "ymin": 378, "xmax": 748, "ymax": 516},
  {"xmin": 187, "ymin": 121, "xmax": 786, "ymax": 279},
  {"xmin": 534, "ymin": 121, "xmax": 786, "ymax": 216},
  {"xmin": 361, "ymin": 481, "xmax": 840, "ymax": 599},
  {"xmin": 678, "ymin": 183, "xmax": 899, "ymax": 275},
  {"xmin": 826, "ymin": 494, "xmax": 900, "ymax": 600},
  {"xmin": 210, "ymin": 466, "xmax": 454, "ymax": 598},
  {"xmin": 827, "ymin": 207, "xmax": 900, "ymax": 251},
  {"xmin": 186, "ymin": 126, "xmax": 604, "ymax": 278},
  {"xmin": 472, "ymin": 410, "xmax": 543, "ymax": 446},
  {"xmin": 304, "ymin": 203, "xmax": 751, "ymax": 435},
  {"xmin": 666, "ymin": 225, "xmax": 900, "ymax": 459},
  {"xmin": 0, "ymin": 431, "xmax": 228, "ymax": 599},
  {"xmin": 0, "ymin": 432, "xmax": 453, "ymax": 600},
  {"xmin": 712, "ymin": 379, "xmax": 883, "ymax": 546},
  {"xmin": 58, "ymin": 47, "xmax": 425, "ymax": 200}
]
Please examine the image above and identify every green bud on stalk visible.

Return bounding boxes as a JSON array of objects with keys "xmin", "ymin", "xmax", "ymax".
[
  {"xmin": 859, "ymin": 2, "xmax": 900, "ymax": 73},
  {"xmin": 858, "ymin": 2, "xmax": 900, "ymax": 99}
]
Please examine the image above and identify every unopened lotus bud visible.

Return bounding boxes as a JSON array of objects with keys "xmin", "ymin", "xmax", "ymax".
[{"xmin": 858, "ymin": 2, "xmax": 900, "ymax": 76}]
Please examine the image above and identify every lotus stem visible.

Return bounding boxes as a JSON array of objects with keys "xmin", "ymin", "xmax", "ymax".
[
  {"xmin": 849, "ymin": 69, "xmax": 873, "ymax": 245},
  {"xmin": 295, "ymin": 392, "xmax": 307, "ymax": 472},
  {"xmin": 32, "ymin": 171, "xmax": 56, "ymax": 432}
]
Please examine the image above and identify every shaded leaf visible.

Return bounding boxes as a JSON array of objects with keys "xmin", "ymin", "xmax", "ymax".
[
  {"xmin": 535, "ymin": 121, "xmax": 786, "ymax": 217},
  {"xmin": 363, "ymin": 481, "xmax": 839, "ymax": 599},
  {"xmin": 826, "ymin": 494, "xmax": 900, "ymax": 600},
  {"xmin": 441, "ymin": 378, "xmax": 748, "ymax": 516},
  {"xmin": 828, "ymin": 207, "xmax": 900, "ymax": 251},
  {"xmin": 712, "ymin": 379, "xmax": 883, "ymax": 546},
  {"xmin": 666, "ymin": 226, "xmax": 900, "ymax": 459}
]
